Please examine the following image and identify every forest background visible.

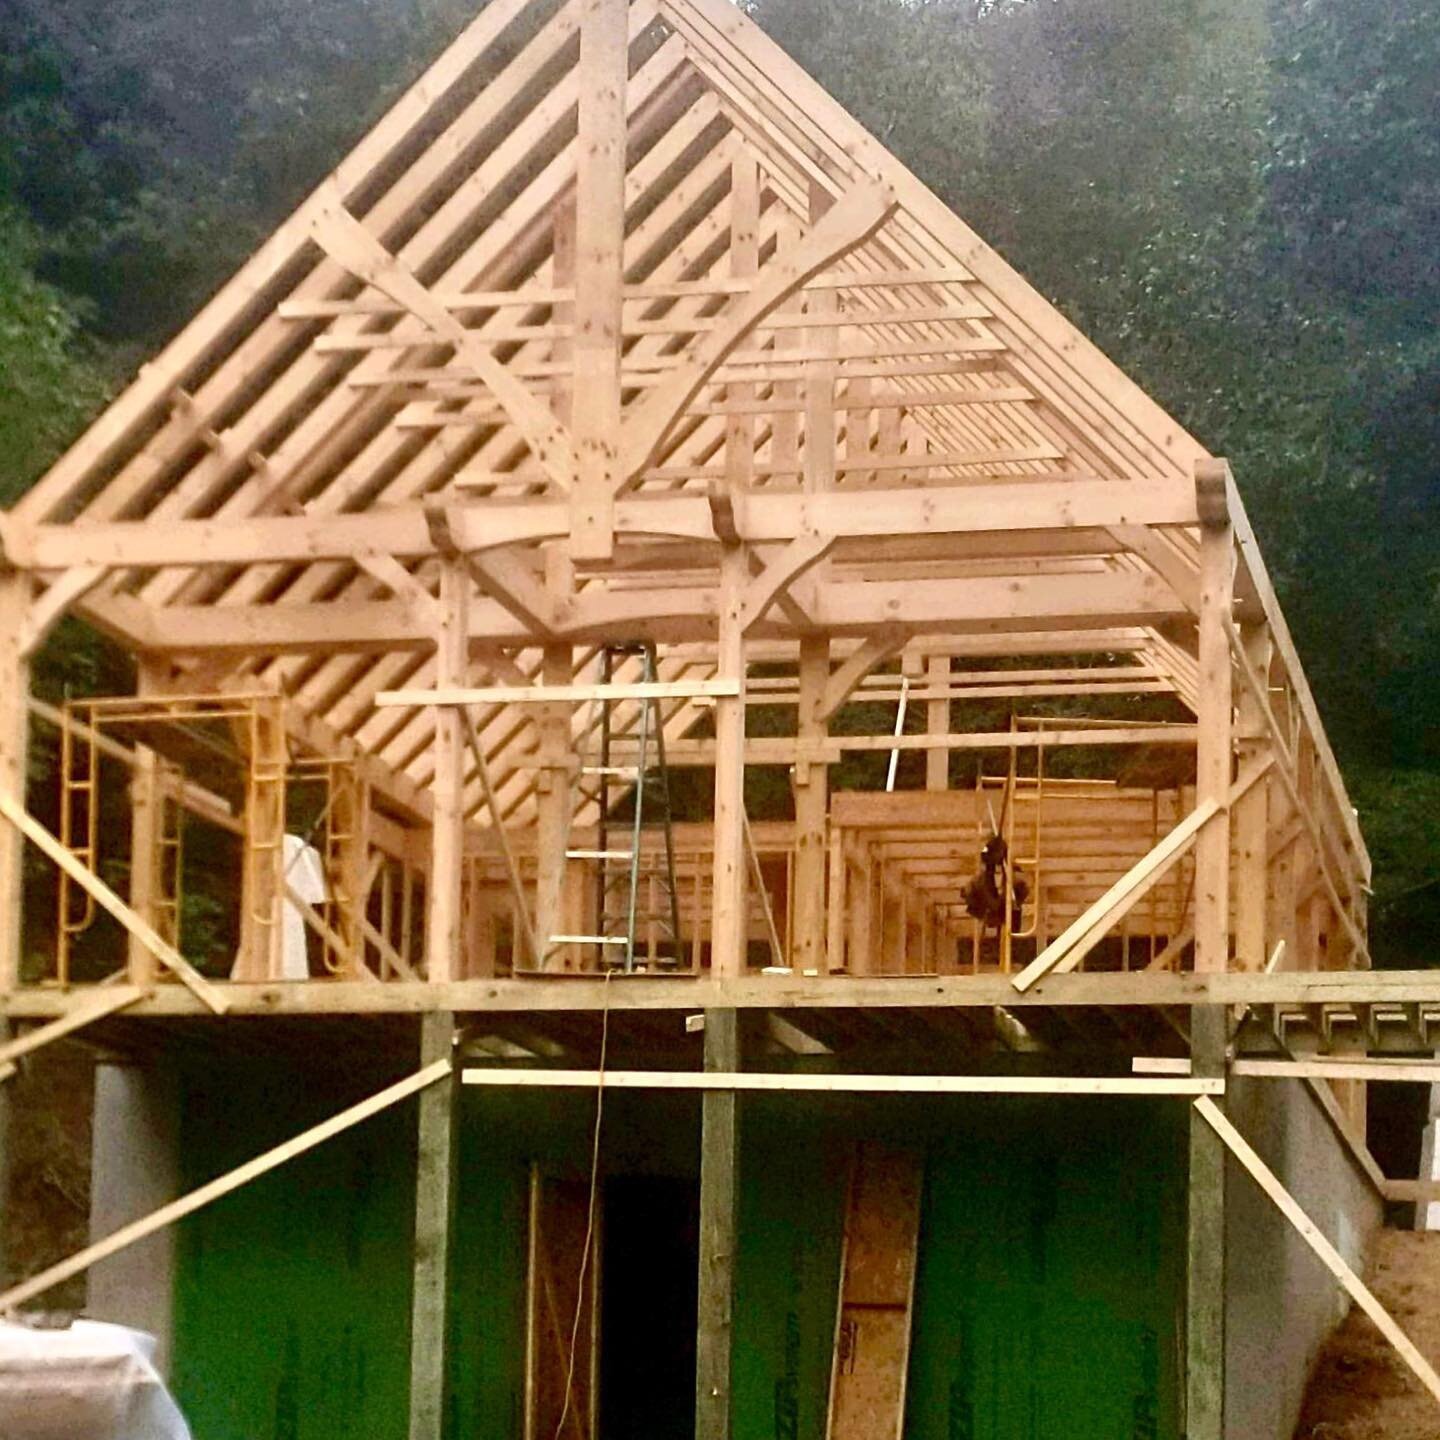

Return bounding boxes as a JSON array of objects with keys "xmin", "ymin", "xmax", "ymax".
[{"xmin": 0, "ymin": 0, "xmax": 1437, "ymax": 906}]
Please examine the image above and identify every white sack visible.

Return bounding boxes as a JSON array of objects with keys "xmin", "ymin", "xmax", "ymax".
[{"xmin": 0, "ymin": 1320, "xmax": 192, "ymax": 1440}]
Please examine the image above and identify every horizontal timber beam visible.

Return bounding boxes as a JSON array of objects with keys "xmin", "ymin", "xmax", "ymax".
[
  {"xmin": 374, "ymin": 679, "xmax": 742, "ymax": 708},
  {"xmin": 622, "ymin": 726, "xmax": 1197, "ymax": 766},
  {"xmin": 3, "ymin": 969, "xmax": 1422, "ymax": 1019},
  {"xmin": 90, "ymin": 571, "xmax": 1188, "ymax": 655},
  {"xmin": 1232, "ymin": 1059, "xmax": 1440, "ymax": 1083},
  {"xmin": 4, "ymin": 480, "xmax": 1200, "ymax": 572},
  {"xmin": 461, "ymin": 1068, "xmax": 1223, "ymax": 1096}
]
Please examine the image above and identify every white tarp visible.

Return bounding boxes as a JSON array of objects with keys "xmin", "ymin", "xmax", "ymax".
[
  {"xmin": 280, "ymin": 832, "xmax": 328, "ymax": 980},
  {"xmin": 0, "ymin": 1320, "xmax": 192, "ymax": 1440}
]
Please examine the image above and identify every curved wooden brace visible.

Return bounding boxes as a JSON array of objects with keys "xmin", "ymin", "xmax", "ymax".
[
  {"xmin": 740, "ymin": 534, "xmax": 834, "ymax": 631},
  {"xmin": 818, "ymin": 625, "xmax": 911, "ymax": 722},
  {"xmin": 619, "ymin": 178, "xmax": 898, "ymax": 486}
]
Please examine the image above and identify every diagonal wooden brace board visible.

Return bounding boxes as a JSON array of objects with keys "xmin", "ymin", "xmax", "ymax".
[
  {"xmin": 0, "ymin": 984, "xmax": 144, "ymax": 1081},
  {"xmin": 459, "ymin": 703, "xmax": 540, "ymax": 967},
  {"xmin": 1012, "ymin": 799, "xmax": 1218, "ymax": 993},
  {"xmin": 307, "ymin": 188, "xmax": 578, "ymax": 494},
  {"xmin": 739, "ymin": 534, "xmax": 834, "ymax": 631},
  {"xmin": 1013, "ymin": 758, "xmax": 1275, "ymax": 993},
  {"xmin": 0, "ymin": 793, "xmax": 229, "ymax": 1014},
  {"xmin": 1194, "ymin": 1095, "xmax": 1440, "ymax": 1407},
  {"xmin": 0, "ymin": 1057, "xmax": 452, "ymax": 1311}
]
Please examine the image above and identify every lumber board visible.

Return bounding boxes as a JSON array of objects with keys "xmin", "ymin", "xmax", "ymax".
[
  {"xmin": 0, "ymin": 1057, "xmax": 452, "ymax": 1311},
  {"xmin": 409, "ymin": 1016, "xmax": 459, "ymax": 1440},
  {"xmin": 1187, "ymin": 1009, "xmax": 1227, "ymax": 1440},
  {"xmin": 12, "ymin": 481, "xmax": 1201, "ymax": 571},
  {"xmin": 461, "ymin": 1069, "xmax": 1224, "ymax": 1095},
  {"xmin": 1196, "ymin": 1094, "xmax": 1440, "ymax": 1407},
  {"xmin": 0, "ymin": 986, "xmax": 144, "ymax": 1078},
  {"xmin": 0, "ymin": 577, "xmax": 29, "ymax": 996},
  {"xmin": 1011, "ymin": 800, "xmax": 1218, "ymax": 992},
  {"xmin": 376, "ymin": 679, "xmax": 741, "ymax": 707},
  {"xmin": 1233, "ymin": 1059, "xmax": 1440, "ymax": 1083},
  {"xmin": 827, "ymin": 1143, "xmax": 922, "ymax": 1440},
  {"xmin": 696, "ymin": 1009, "xmax": 740, "ymax": 1440},
  {"xmin": 9, "ymin": 968, "xmax": 1428, "ymax": 1018}
]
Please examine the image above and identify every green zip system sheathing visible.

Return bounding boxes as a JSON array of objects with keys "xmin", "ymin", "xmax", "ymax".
[{"xmin": 170, "ymin": 1071, "xmax": 1184, "ymax": 1440}]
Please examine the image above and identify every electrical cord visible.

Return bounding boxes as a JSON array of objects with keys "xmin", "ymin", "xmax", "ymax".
[{"xmin": 552, "ymin": 968, "xmax": 612, "ymax": 1440}]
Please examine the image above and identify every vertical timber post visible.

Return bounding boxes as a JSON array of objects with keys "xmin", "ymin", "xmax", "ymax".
[
  {"xmin": 128, "ymin": 659, "xmax": 166, "ymax": 988},
  {"xmin": 925, "ymin": 653, "xmax": 949, "ymax": 792},
  {"xmin": 0, "ymin": 572, "xmax": 31, "ymax": 1284},
  {"xmin": 711, "ymin": 547, "xmax": 748, "ymax": 977},
  {"xmin": 409, "ymin": 1012, "xmax": 459, "ymax": 1440},
  {"xmin": 535, "ymin": 551, "xmax": 574, "ymax": 970},
  {"xmin": 1187, "ymin": 1005, "xmax": 1227, "ymax": 1440},
  {"xmin": 1232, "ymin": 625, "xmax": 1272, "ymax": 970},
  {"xmin": 0, "ymin": 573, "xmax": 31, "ymax": 997},
  {"xmin": 570, "ymin": 0, "xmax": 628, "ymax": 562},
  {"xmin": 696, "ymin": 1009, "xmax": 740, "ymax": 1440},
  {"xmin": 1194, "ymin": 463, "xmax": 1234, "ymax": 974},
  {"xmin": 710, "ymin": 149, "xmax": 757, "ymax": 980},
  {"xmin": 793, "ymin": 177, "xmax": 836, "ymax": 976},
  {"xmin": 427, "ymin": 560, "xmax": 469, "ymax": 984},
  {"xmin": 792, "ymin": 636, "xmax": 829, "ymax": 972}
]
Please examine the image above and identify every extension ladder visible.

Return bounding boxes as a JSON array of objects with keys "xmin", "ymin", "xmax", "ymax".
[{"xmin": 547, "ymin": 644, "xmax": 685, "ymax": 973}]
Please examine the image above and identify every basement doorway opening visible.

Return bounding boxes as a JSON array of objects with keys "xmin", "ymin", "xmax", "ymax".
[{"xmin": 600, "ymin": 1175, "xmax": 699, "ymax": 1440}]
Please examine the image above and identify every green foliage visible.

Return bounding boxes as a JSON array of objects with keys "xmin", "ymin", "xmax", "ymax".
[{"xmin": 0, "ymin": 207, "xmax": 109, "ymax": 506}]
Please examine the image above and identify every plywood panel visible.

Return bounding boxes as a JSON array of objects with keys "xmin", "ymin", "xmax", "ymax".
[{"xmin": 828, "ymin": 1142, "xmax": 924, "ymax": 1440}]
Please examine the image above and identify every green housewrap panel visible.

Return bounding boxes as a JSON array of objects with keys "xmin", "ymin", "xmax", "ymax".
[
  {"xmin": 904, "ymin": 1098, "xmax": 1185, "ymax": 1440},
  {"xmin": 171, "ymin": 1073, "xmax": 691, "ymax": 1440},
  {"xmin": 171, "ymin": 1073, "xmax": 419, "ymax": 1440},
  {"xmin": 171, "ymin": 1073, "xmax": 534, "ymax": 1440},
  {"xmin": 733, "ymin": 1097, "xmax": 847, "ymax": 1440},
  {"xmin": 447, "ymin": 1084, "xmax": 633, "ymax": 1440},
  {"xmin": 171, "ymin": 1074, "xmax": 1182, "ymax": 1440}
]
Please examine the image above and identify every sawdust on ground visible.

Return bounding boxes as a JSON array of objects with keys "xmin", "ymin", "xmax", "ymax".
[{"xmin": 1293, "ymin": 1229, "xmax": 1440, "ymax": 1439}]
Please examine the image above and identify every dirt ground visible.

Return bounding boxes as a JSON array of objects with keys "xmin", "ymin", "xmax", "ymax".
[{"xmin": 1293, "ymin": 1229, "xmax": 1440, "ymax": 1439}]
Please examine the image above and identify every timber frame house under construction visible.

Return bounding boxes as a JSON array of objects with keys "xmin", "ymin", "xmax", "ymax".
[{"xmin": 1, "ymin": 2, "xmax": 1437, "ymax": 1437}]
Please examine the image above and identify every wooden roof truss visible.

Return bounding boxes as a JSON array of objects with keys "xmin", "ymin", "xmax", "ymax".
[{"xmin": 0, "ymin": 0, "xmax": 1369, "ymax": 988}]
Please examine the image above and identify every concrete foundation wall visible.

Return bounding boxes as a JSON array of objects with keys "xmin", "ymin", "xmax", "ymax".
[
  {"xmin": 88, "ymin": 1062, "xmax": 180, "ymax": 1376},
  {"xmin": 1224, "ymin": 1076, "xmax": 1383, "ymax": 1440}
]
